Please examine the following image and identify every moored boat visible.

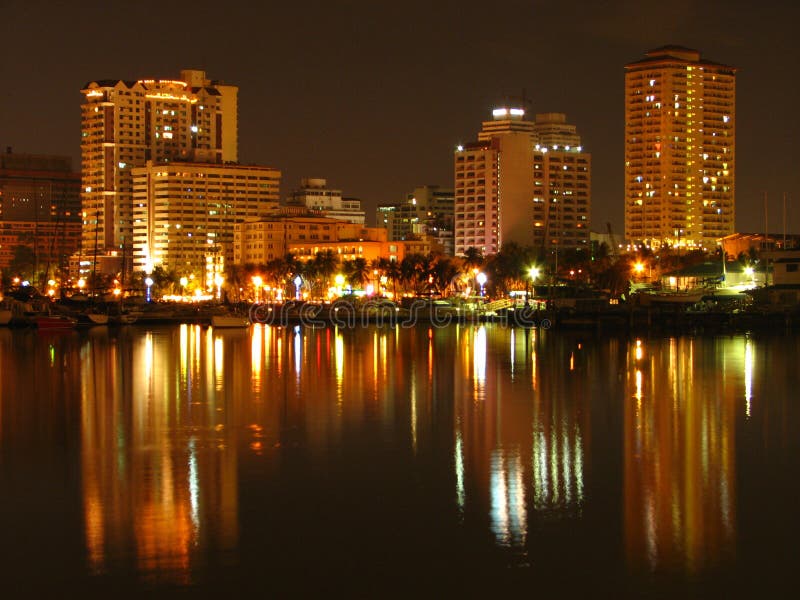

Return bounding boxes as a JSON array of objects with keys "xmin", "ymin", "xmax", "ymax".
[{"xmin": 33, "ymin": 314, "xmax": 78, "ymax": 330}]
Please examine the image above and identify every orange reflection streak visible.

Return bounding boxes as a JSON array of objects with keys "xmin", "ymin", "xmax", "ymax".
[
  {"xmin": 80, "ymin": 328, "xmax": 239, "ymax": 584},
  {"xmin": 251, "ymin": 324, "xmax": 262, "ymax": 392},
  {"xmin": 624, "ymin": 338, "xmax": 736, "ymax": 574}
]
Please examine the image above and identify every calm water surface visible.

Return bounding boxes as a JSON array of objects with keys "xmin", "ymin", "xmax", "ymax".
[{"xmin": 0, "ymin": 324, "xmax": 798, "ymax": 596}]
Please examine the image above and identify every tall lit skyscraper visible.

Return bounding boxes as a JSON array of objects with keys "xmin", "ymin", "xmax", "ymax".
[
  {"xmin": 624, "ymin": 46, "xmax": 736, "ymax": 249},
  {"xmin": 455, "ymin": 107, "xmax": 590, "ymax": 256},
  {"xmin": 80, "ymin": 70, "xmax": 238, "ymax": 272}
]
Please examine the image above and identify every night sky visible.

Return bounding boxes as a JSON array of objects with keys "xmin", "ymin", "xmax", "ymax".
[{"xmin": 2, "ymin": 0, "xmax": 799, "ymax": 234}]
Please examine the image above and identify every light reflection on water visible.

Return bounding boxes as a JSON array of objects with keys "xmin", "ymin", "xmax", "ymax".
[{"xmin": 0, "ymin": 325, "xmax": 798, "ymax": 591}]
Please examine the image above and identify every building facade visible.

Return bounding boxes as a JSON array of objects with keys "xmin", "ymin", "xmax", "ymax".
[
  {"xmin": 624, "ymin": 46, "xmax": 736, "ymax": 249},
  {"xmin": 234, "ymin": 212, "xmax": 404, "ymax": 266},
  {"xmin": 455, "ymin": 107, "xmax": 590, "ymax": 256},
  {"xmin": 131, "ymin": 162, "xmax": 280, "ymax": 285},
  {"xmin": 389, "ymin": 185, "xmax": 454, "ymax": 255},
  {"xmin": 287, "ymin": 178, "xmax": 365, "ymax": 224},
  {"xmin": 80, "ymin": 70, "xmax": 238, "ymax": 272},
  {"xmin": 0, "ymin": 151, "xmax": 81, "ymax": 274}
]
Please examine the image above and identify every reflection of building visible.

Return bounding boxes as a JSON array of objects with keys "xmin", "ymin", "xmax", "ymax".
[
  {"xmin": 287, "ymin": 178, "xmax": 365, "ymax": 224},
  {"xmin": 0, "ymin": 151, "xmax": 81, "ymax": 271},
  {"xmin": 452, "ymin": 327, "xmax": 589, "ymax": 551},
  {"xmin": 234, "ymin": 211, "xmax": 404, "ymax": 264},
  {"xmin": 80, "ymin": 327, "xmax": 238, "ymax": 581},
  {"xmin": 131, "ymin": 161, "xmax": 280, "ymax": 277},
  {"xmin": 625, "ymin": 47, "xmax": 736, "ymax": 249},
  {"xmin": 624, "ymin": 337, "xmax": 736, "ymax": 572},
  {"xmin": 80, "ymin": 70, "xmax": 238, "ymax": 272}
]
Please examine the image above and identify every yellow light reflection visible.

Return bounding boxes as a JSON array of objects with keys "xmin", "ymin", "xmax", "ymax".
[
  {"xmin": 473, "ymin": 326, "xmax": 486, "ymax": 401},
  {"xmin": 251, "ymin": 324, "xmax": 262, "ymax": 391},
  {"xmin": 744, "ymin": 338, "xmax": 753, "ymax": 418}
]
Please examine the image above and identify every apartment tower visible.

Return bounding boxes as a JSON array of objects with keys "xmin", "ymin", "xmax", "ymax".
[
  {"xmin": 80, "ymin": 70, "xmax": 238, "ymax": 272},
  {"xmin": 624, "ymin": 46, "xmax": 736, "ymax": 249}
]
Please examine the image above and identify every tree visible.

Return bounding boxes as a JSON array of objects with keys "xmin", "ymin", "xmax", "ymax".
[
  {"xmin": 343, "ymin": 257, "xmax": 370, "ymax": 288},
  {"xmin": 9, "ymin": 245, "xmax": 36, "ymax": 282}
]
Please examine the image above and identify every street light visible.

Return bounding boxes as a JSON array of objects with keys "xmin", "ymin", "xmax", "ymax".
[
  {"xmin": 294, "ymin": 275, "xmax": 302, "ymax": 300},
  {"xmin": 527, "ymin": 266, "xmax": 540, "ymax": 305},
  {"xmin": 252, "ymin": 275, "xmax": 263, "ymax": 302},
  {"xmin": 214, "ymin": 274, "xmax": 224, "ymax": 300},
  {"xmin": 145, "ymin": 277, "xmax": 154, "ymax": 302},
  {"xmin": 476, "ymin": 272, "xmax": 487, "ymax": 297}
]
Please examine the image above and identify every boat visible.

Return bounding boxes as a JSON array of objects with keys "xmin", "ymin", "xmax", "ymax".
[
  {"xmin": 211, "ymin": 314, "xmax": 250, "ymax": 328},
  {"xmin": 33, "ymin": 314, "xmax": 78, "ymax": 330}
]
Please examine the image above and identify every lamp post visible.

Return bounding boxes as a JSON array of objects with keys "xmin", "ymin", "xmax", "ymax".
[
  {"xmin": 145, "ymin": 277, "xmax": 154, "ymax": 302},
  {"xmin": 294, "ymin": 275, "xmax": 302, "ymax": 300},
  {"xmin": 476, "ymin": 272, "xmax": 487, "ymax": 297},
  {"xmin": 528, "ymin": 266, "xmax": 540, "ymax": 306},
  {"xmin": 252, "ymin": 275, "xmax": 263, "ymax": 303}
]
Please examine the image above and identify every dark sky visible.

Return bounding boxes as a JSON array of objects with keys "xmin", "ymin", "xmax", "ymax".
[{"xmin": 2, "ymin": 0, "xmax": 799, "ymax": 234}]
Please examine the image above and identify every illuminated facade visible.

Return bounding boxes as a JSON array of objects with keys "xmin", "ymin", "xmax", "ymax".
[
  {"xmin": 455, "ymin": 108, "xmax": 590, "ymax": 255},
  {"xmin": 234, "ymin": 212, "xmax": 404, "ymax": 265},
  {"xmin": 388, "ymin": 185, "xmax": 454, "ymax": 255},
  {"xmin": 624, "ymin": 46, "xmax": 736, "ymax": 249},
  {"xmin": 80, "ymin": 70, "xmax": 238, "ymax": 272},
  {"xmin": 0, "ymin": 151, "xmax": 81, "ymax": 272},
  {"xmin": 131, "ymin": 162, "xmax": 280, "ymax": 280},
  {"xmin": 287, "ymin": 178, "xmax": 365, "ymax": 224}
]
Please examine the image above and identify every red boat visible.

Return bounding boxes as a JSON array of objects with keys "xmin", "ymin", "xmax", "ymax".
[{"xmin": 33, "ymin": 315, "xmax": 78, "ymax": 330}]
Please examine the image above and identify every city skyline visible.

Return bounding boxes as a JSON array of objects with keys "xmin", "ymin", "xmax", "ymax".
[{"xmin": 2, "ymin": 0, "xmax": 800, "ymax": 234}]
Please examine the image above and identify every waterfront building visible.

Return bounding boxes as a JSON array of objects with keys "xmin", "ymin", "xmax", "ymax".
[
  {"xmin": 0, "ymin": 150, "xmax": 81, "ymax": 274},
  {"xmin": 131, "ymin": 161, "xmax": 280, "ymax": 285},
  {"xmin": 234, "ymin": 210, "xmax": 404, "ymax": 265},
  {"xmin": 624, "ymin": 46, "xmax": 736, "ymax": 249},
  {"xmin": 80, "ymin": 70, "xmax": 238, "ymax": 273},
  {"xmin": 375, "ymin": 204, "xmax": 397, "ymax": 239},
  {"xmin": 287, "ymin": 178, "xmax": 365, "ymax": 224},
  {"xmin": 455, "ymin": 107, "xmax": 590, "ymax": 255},
  {"xmin": 389, "ymin": 185, "xmax": 454, "ymax": 255}
]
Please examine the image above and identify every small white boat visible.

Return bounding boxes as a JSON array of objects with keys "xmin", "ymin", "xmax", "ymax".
[{"xmin": 211, "ymin": 314, "xmax": 250, "ymax": 328}]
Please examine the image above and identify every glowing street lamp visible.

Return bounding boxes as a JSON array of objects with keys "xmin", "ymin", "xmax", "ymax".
[
  {"xmin": 294, "ymin": 275, "xmax": 302, "ymax": 300},
  {"xmin": 252, "ymin": 275, "xmax": 263, "ymax": 302},
  {"xmin": 476, "ymin": 271, "xmax": 487, "ymax": 297},
  {"xmin": 214, "ymin": 274, "xmax": 224, "ymax": 300},
  {"xmin": 144, "ymin": 276, "xmax": 154, "ymax": 302},
  {"xmin": 527, "ymin": 266, "xmax": 540, "ymax": 305},
  {"xmin": 634, "ymin": 261, "xmax": 645, "ymax": 276}
]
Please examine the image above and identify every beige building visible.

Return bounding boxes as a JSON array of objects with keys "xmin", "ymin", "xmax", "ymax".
[
  {"xmin": 624, "ymin": 46, "xmax": 736, "ymax": 249},
  {"xmin": 287, "ymin": 178, "xmax": 365, "ymax": 224},
  {"xmin": 455, "ymin": 107, "xmax": 590, "ymax": 255},
  {"xmin": 235, "ymin": 212, "xmax": 404, "ymax": 265},
  {"xmin": 80, "ymin": 70, "xmax": 238, "ymax": 273},
  {"xmin": 132, "ymin": 162, "xmax": 279, "ymax": 285}
]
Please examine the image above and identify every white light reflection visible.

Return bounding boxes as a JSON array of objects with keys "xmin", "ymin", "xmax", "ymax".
[
  {"xmin": 510, "ymin": 329, "xmax": 515, "ymax": 378},
  {"xmin": 744, "ymin": 338, "xmax": 753, "ymax": 418},
  {"xmin": 455, "ymin": 424, "xmax": 465, "ymax": 515},
  {"xmin": 214, "ymin": 336, "xmax": 223, "ymax": 391},
  {"xmin": 473, "ymin": 326, "xmax": 486, "ymax": 400},
  {"xmin": 188, "ymin": 438, "xmax": 199, "ymax": 537},
  {"xmin": 490, "ymin": 449, "xmax": 527, "ymax": 548},
  {"xmin": 294, "ymin": 325, "xmax": 301, "ymax": 377}
]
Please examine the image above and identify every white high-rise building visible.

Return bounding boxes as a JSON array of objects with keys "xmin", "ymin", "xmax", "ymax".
[{"xmin": 80, "ymin": 70, "xmax": 238, "ymax": 272}]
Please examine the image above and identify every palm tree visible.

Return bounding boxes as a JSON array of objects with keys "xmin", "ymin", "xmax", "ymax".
[{"xmin": 343, "ymin": 257, "xmax": 370, "ymax": 289}]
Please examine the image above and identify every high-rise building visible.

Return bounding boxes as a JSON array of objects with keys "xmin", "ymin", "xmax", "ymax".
[
  {"xmin": 287, "ymin": 178, "xmax": 365, "ymax": 224},
  {"xmin": 132, "ymin": 162, "xmax": 280, "ymax": 283},
  {"xmin": 80, "ymin": 70, "xmax": 238, "ymax": 272},
  {"xmin": 624, "ymin": 46, "xmax": 736, "ymax": 249},
  {"xmin": 455, "ymin": 107, "xmax": 590, "ymax": 255},
  {"xmin": 390, "ymin": 185, "xmax": 454, "ymax": 254},
  {"xmin": 0, "ymin": 150, "xmax": 81, "ymax": 274}
]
